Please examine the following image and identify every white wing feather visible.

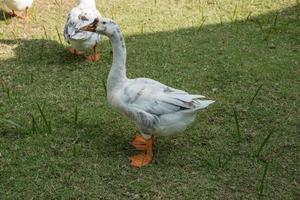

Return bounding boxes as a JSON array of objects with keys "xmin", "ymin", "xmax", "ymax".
[{"xmin": 120, "ymin": 78, "xmax": 214, "ymax": 131}]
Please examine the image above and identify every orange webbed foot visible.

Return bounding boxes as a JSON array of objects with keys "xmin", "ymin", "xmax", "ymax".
[
  {"xmin": 9, "ymin": 10, "xmax": 29, "ymax": 20},
  {"xmin": 129, "ymin": 135, "xmax": 154, "ymax": 168},
  {"xmin": 22, "ymin": 7, "xmax": 30, "ymax": 20},
  {"xmin": 131, "ymin": 135, "xmax": 155, "ymax": 150},
  {"xmin": 130, "ymin": 153, "xmax": 153, "ymax": 168},
  {"xmin": 131, "ymin": 135, "xmax": 148, "ymax": 150},
  {"xmin": 21, "ymin": 14, "xmax": 30, "ymax": 20},
  {"xmin": 86, "ymin": 52, "xmax": 100, "ymax": 62},
  {"xmin": 68, "ymin": 48, "xmax": 83, "ymax": 56}
]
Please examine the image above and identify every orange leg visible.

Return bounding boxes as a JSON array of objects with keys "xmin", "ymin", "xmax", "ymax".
[
  {"xmin": 131, "ymin": 134, "xmax": 155, "ymax": 150},
  {"xmin": 130, "ymin": 135, "xmax": 154, "ymax": 168},
  {"xmin": 86, "ymin": 45, "xmax": 100, "ymax": 62},
  {"xmin": 22, "ymin": 7, "xmax": 30, "ymax": 20},
  {"xmin": 10, "ymin": 9, "xmax": 29, "ymax": 20},
  {"xmin": 68, "ymin": 47, "xmax": 83, "ymax": 56}
]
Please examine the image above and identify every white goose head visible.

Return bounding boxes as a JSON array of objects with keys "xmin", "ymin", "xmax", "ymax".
[{"xmin": 81, "ymin": 18, "xmax": 120, "ymax": 37}]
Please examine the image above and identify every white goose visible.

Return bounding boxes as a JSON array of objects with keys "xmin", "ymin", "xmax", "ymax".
[
  {"xmin": 81, "ymin": 18, "xmax": 215, "ymax": 167},
  {"xmin": 3, "ymin": 0, "xmax": 33, "ymax": 19},
  {"xmin": 64, "ymin": 0, "xmax": 102, "ymax": 61}
]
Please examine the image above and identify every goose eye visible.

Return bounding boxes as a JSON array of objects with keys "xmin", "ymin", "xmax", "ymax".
[{"xmin": 102, "ymin": 21, "xmax": 107, "ymax": 25}]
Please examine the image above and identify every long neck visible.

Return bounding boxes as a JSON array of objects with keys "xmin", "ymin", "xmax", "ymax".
[
  {"xmin": 107, "ymin": 28, "xmax": 127, "ymax": 91},
  {"xmin": 77, "ymin": 0, "xmax": 96, "ymax": 8}
]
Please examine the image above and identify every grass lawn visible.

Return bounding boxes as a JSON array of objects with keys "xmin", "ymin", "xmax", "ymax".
[{"xmin": 0, "ymin": 0, "xmax": 299, "ymax": 199}]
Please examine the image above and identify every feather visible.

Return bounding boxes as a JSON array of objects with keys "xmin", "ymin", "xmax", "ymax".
[{"xmin": 64, "ymin": 0, "xmax": 102, "ymax": 50}]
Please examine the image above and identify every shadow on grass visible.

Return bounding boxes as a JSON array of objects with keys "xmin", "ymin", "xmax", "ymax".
[
  {"xmin": 0, "ymin": 10, "xmax": 14, "ymax": 21},
  {"xmin": 0, "ymin": 39, "xmax": 87, "ymax": 69}
]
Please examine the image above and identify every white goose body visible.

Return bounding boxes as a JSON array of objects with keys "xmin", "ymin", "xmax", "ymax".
[
  {"xmin": 81, "ymin": 18, "xmax": 215, "ymax": 167},
  {"xmin": 108, "ymin": 78, "xmax": 214, "ymax": 137},
  {"xmin": 3, "ymin": 0, "xmax": 33, "ymax": 11},
  {"xmin": 64, "ymin": 0, "xmax": 101, "ymax": 51},
  {"xmin": 103, "ymin": 20, "xmax": 214, "ymax": 138}
]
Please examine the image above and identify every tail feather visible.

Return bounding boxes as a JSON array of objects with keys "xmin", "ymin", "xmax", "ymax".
[
  {"xmin": 190, "ymin": 94, "xmax": 206, "ymax": 99},
  {"xmin": 194, "ymin": 99, "xmax": 215, "ymax": 110}
]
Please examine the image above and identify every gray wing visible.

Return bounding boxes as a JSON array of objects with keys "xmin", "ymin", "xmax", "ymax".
[
  {"xmin": 125, "ymin": 78, "xmax": 204, "ymax": 114},
  {"xmin": 121, "ymin": 78, "xmax": 206, "ymax": 130}
]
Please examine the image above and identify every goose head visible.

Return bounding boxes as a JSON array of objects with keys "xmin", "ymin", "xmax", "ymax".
[{"xmin": 81, "ymin": 17, "xmax": 119, "ymax": 37}]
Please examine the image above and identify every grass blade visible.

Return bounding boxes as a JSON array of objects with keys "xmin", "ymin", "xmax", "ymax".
[
  {"xmin": 1, "ymin": 81, "xmax": 10, "ymax": 99},
  {"xmin": 272, "ymin": 12, "xmax": 279, "ymax": 28},
  {"xmin": 233, "ymin": 107, "xmax": 241, "ymax": 141},
  {"xmin": 74, "ymin": 104, "xmax": 78, "ymax": 127},
  {"xmin": 250, "ymin": 84, "xmax": 263, "ymax": 105},
  {"xmin": 258, "ymin": 162, "xmax": 269, "ymax": 198},
  {"xmin": 231, "ymin": 3, "xmax": 238, "ymax": 22},
  {"xmin": 246, "ymin": 11, "xmax": 252, "ymax": 21},
  {"xmin": 102, "ymin": 79, "xmax": 107, "ymax": 98},
  {"xmin": 0, "ymin": 118, "xmax": 24, "ymax": 129},
  {"xmin": 264, "ymin": 12, "xmax": 280, "ymax": 41},
  {"xmin": 30, "ymin": 73, "xmax": 34, "ymax": 84},
  {"xmin": 198, "ymin": 16, "xmax": 207, "ymax": 30},
  {"xmin": 55, "ymin": 26, "xmax": 63, "ymax": 45},
  {"xmin": 42, "ymin": 25, "xmax": 48, "ymax": 40},
  {"xmin": 6, "ymin": 87, "xmax": 10, "ymax": 99},
  {"xmin": 37, "ymin": 103, "xmax": 52, "ymax": 134},
  {"xmin": 30, "ymin": 114, "xmax": 38, "ymax": 134},
  {"xmin": 30, "ymin": 5, "xmax": 37, "ymax": 22},
  {"xmin": 0, "ymin": 80, "xmax": 4, "ymax": 91},
  {"xmin": 256, "ymin": 132, "xmax": 273, "ymax": 157},
  {"xmin": 2, "ymin": 11, "xmax": 8, "ymax": 25},
  {"xmin": 297, "ymin": 0, "xmax": 300, "ymax": 20}
]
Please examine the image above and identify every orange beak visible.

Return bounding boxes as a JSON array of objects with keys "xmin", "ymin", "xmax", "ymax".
[{"xmin": 80, "ymin": 18, "xmax": 99, "ymax": 32}]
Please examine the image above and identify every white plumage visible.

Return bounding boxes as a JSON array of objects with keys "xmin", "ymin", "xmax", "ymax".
[
  {"xmin": 81, "ymin": 18, "xmax": 215, "ymax": 167},
  {"xmin": 3, "ymin": 0, "xmax": 33, "ymax": 19},
  {"xmin": 3, "ymin": 0, "xmax": 32, "ymax": 11},
  {"xmin": 97, "ymin": 19, "xmax": 215, "ymax": 138},
  {"xmin": 108, "ymin": 78, "xmax": 214, "ymax": 137},
  {"xmin": 64, "ymin": 0, "xmax": 102, "ymax": 61}
]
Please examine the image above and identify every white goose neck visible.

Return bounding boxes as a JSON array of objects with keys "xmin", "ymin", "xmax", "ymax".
[
  {"xmin": 107, "ymin": 27, "xmax": 127, "ymax": 91},
  {"xmin": 77, "ymin": 0, "xmax": 96, "ymax": 8}
]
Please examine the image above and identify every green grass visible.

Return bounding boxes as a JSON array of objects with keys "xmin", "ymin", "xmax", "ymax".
[{"xmin": 0, "ymin": 0, "xmax": 299, "ymax": 199}]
